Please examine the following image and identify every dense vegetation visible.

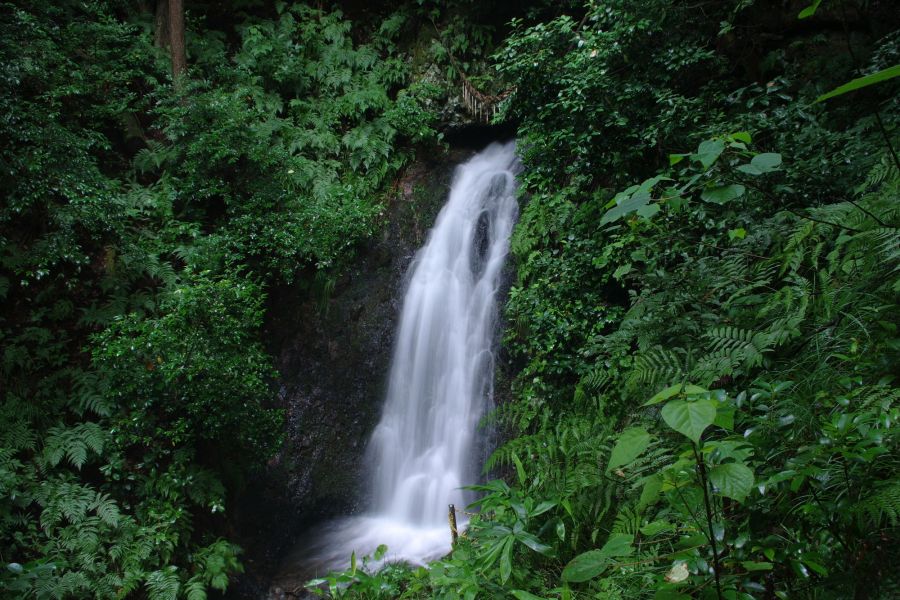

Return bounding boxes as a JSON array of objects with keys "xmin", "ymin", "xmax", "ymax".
[
  {"xmin": 0, "ymin": 1, "xmax": 440, "ymax": 597},
  {"xmin": 311, "ymin": 1, "xmax": 900, "ymax": 600},
  {"xmin": 1, "ymin": 0, "xmax": 897, "ymax": 599}
]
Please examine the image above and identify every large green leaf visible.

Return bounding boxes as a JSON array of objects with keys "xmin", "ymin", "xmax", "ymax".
[
  {"xmin": 644, "ymin": 383, "xmax": 708, "ymax": 406},
  {"xmin": 600, "ymin": 176, "xmax": 671, "ymax": 224},
  {"xmin": 562, "ymin": 550, "xmax": 607, "ymax": 583},
  {"xmin": 751, "ymin": 152, "xmax": 782, "ymax": 172},
  {"xmin": 600, "ymin": 190, "xmax": 650, "ymax": 225},
  {"xmin": 607, "ymin": 427, "xmax": 651, "ymax": 472},
  {"xmin": 738, "ymin": 152, "xmax": 782, "ymax": 175},
  {"xmin": 561, "ymin": 534, "xmax": 634, "ymax": 582},
  {"xmin": 694, "ymin": 139, "xmax": 725, "ymax": 169},
  {"xmin": 816, "ymin": 64, "xmax": 900, "ymax": 102},
  {"xmin": 638, "ymin": 474, "xmax": 663, "ymax": 510},
  {"xmin": 661, "ymin": 399, "xmax": 717, "ymax": 443},
  {"xmin": 709, "ymin": 462, "xmax": 755, "ymax": 502},
  {"xmin": 700, "ymin": 184, "xmax": 745, "ymax": 205},
  {"xmin": 600, "ymin": 533, "xmax": 634, "ymax": 557}
]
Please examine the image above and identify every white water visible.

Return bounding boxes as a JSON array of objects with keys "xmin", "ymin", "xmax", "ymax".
[
  {"xmin": 370, "ymin": 140, "xmax": 519, "ymax": 528},
  {"xmin": 291, "ymin": 142, "xmax": 519, "ymax": 573}
]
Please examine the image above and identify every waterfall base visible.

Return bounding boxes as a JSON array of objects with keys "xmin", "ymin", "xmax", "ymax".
[{"xmin": 274, "ymin": 515, "xmax": 463, "ymax": 585}]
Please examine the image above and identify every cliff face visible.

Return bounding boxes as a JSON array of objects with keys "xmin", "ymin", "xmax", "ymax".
[{"xmin": 228, "ymin": 146, "xmax": 478, "ymax": 597}]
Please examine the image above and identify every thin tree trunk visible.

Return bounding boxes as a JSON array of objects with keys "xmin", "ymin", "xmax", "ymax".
[
  {"xmin": 167, "ymin": 0, "xmax": 187, "ymax": 82},
  {"xmin": 153, "ymin": 0, "xmax": 168, "ymax": 49}
]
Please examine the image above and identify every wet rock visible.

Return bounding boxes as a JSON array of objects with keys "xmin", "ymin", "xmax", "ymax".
[{"xmin": 227, "ymin": 147, "xmax": 475, "ymax": 598}]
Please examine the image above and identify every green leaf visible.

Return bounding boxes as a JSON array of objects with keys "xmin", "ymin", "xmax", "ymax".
[
  {"xmin": 669, "ymin": 153, "xmax": 687, "ymax": 166},
  {"xmin": 601, "ymin": 175, "xmax": 672, "ymax": 225},
  {"xmin": 798, "ymin": 0, "xmax": 822, "ymax": 19},
  {"xmin": 742, "ymin": 561, "xmax": 774, "ymax": 571},
  {"xmin": 636, "ymin": 203, "xmax": 660, "ymax": 219},
  {"xmin": 561, "ymin": 539, "xmax": 631, "ymax": 582},
  {"xmin": 530, "ymin": 500, "xmax": 556, "ymax": 518},
  {"xmin": 816, "ymin": 64, "xmax": 900, "ymax": 102},
  {"xmin": 511, "ymin": 452, "xmax": 527, "ymax": 486},
  {"xmin": 645, "ymin": 384, "xmax": 683, "ymax": 406},
  {"xmin": 801, "ymin": 558, "xmax": 829, "ymax": 576},
  {"xmin": 600, "ymin": 191, "xmax": 650, "ymax": 225},
  {"xmin": 644, "ymin": 383, "xmax": 706, "ymax": 406},
  {"xmin": 518, "ymin": 532, "xmax": 552, "ymax": 555},
  {"xmin": 654, "ymin": 591, "xmax": 691, "ymax": 600},
  {"xmin": 661, "ymin": 399, "xmax": 717, "ymax": 443},
  {"xmin": 700, "ymin": 184, "xmax": 745, "ymax": 205},
  {"xmin": 728, "ymin": 227, "xmax": 746, "ymax": 240},
  {"xmin": 640, "ymin": 520, "xmax": 673, "ymax": 536},
  {"xmin": 751, "ymin": 152, "xmax": 782, "ymax": 172},
  {"xmin": 511, "ymin": 592, "xmax": 550, "ymax": 600},
  {"xmin": 600, "ymin": 533, "xmax": 634, "ymax": 557},
  {"xmin": 736, "ymin": 163, "xmax": 763, "ymax": 175},
  {"xmin": 683, "ymin": 384, "xmax": 710, "ymax": 396},
  {"xmin": 556, "ymin": 519, "xmax": 566, "ymax": 541},
  {"xmin": 607, "ymin": 427, "xmax": 652, "ymax": 472},
  {"xmin": 612, "ymin": 263, "xmax": 633, "ymax": 280},
  {"xmin": 709, "ymin": 462, "xmax": 755, "ymax": 501},
  {"xmin": 712, "ymin": 406, "xmax": 735, "ymax": 430},
  {"xmin": 500, "ymin": 537, "xmax": 513, "ymax": 583},
  {"xmin": 694, "ymin": 139, "xmax": 725, "ymax": 169},
  {"xmin": 638, "ymin": 474, "xmax": 663, "ymax": 510},
  {"xmin": 374, "ymin": 544, "xmax": 387, "ymax": 561},
  {"xmin": 561, "ymin": 534, "xmax": 634, "ymax": 582}
]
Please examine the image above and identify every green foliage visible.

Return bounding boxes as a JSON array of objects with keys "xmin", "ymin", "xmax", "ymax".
[
  {"xmin": 1, "ymin": 0, "xmax": 442, "ymax": 597},
  {"xmin": 93, "ymin": 276, "xmax": 281, "ymax": 465},
  {"xmin": 327, "ymin": 1, "xmax": 899, "ymax": 599},
  {"xmin": 5, "ymin": 0, "xmax": 899, "ymax": 598},
  {"xmin": 816, "ymin": 63, "xmax": 900, "ymax": 102},
  {"xmin": 152, "ymin": 3, "xmax": 437, "ymax": 277}
]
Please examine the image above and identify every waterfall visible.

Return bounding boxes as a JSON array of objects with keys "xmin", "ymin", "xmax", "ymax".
[{"xmin": 289, "ymin": 141, "xmax": 520, "ymax": 572}]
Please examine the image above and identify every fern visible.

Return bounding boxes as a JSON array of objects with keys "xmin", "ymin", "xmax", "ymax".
[
  {"xmin": 184, "ymin": 577, "xmax": 208, "ymax": 600},
  {"xmin": 704, "ymin": 326, "xmax": 772, "ymax": 369},
  {"xmin": 91, "ymin": 493, "xmax": 121, "ymax": 528},
  {"xmin": 627, "ymin": 347, "xmax": 684, "ymax": 390},
  {"xmin": 853, "ymin": 481, "xmax": 900, "ymax": 528},
  {"xmin": 612, "ymin": 506, "xmax": 641, "ymax": 536},
  {"xmin": 70, "ymin": 370, "xmax": 113, "ymax": 417},
  {"xmin": 146, "ymin": 567, "xmax": 180, "ymax": 600},
  {"xmin": 42, "ymin": 423, "xmax": 106, "ymax": 469},
  {"xmin": 134, "ymin": 140, "xmax": 182, "ymax": 174}
]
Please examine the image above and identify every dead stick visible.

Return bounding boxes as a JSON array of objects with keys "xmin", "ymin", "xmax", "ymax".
[{"xmin": 448, "ymin": 504, "xmax": 459, "ymax": 547}]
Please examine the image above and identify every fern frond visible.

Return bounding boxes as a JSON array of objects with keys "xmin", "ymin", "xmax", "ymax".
[
  {"xmin": 627, "ymin": 347, "xmax": 683, "ymax": 391},
  {"xmin": 42, "ymin": 423, "xmax": 106, "ymax": 469},
  {"xmin": 852, "ymin": 480, "xmax": 900, "ymax": 528},
  {"xmin": 146, "ymin": 567, "xmax": 180, "ymax": 600}
]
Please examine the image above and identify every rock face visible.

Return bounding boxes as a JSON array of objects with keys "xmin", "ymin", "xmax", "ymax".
[{"xmin": 228, "ymin": 144, "xmax": 487, "ymax": 598}]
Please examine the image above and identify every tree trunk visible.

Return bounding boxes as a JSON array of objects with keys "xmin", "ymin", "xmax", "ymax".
[
  {"xmin": 167, "ymin": 0, "xmax": 187, "ymax": 82},
  {"xmin": 153, "ymin": 0, "xmax": 168, "ymax": 48}
]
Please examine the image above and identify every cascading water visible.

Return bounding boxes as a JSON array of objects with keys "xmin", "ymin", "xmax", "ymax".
[
  {"xmin": 369, "ymin": 140, "xmax": 519, "ymax": 529},
  {"xmin": 287, "ymin": 141, "xmax": 520, "ymax": 573}
]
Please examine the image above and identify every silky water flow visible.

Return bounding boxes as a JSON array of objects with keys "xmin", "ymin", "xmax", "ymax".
[{"xmin": 287, "ymin": 141, "xmax": 520, "ymax": 575}]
